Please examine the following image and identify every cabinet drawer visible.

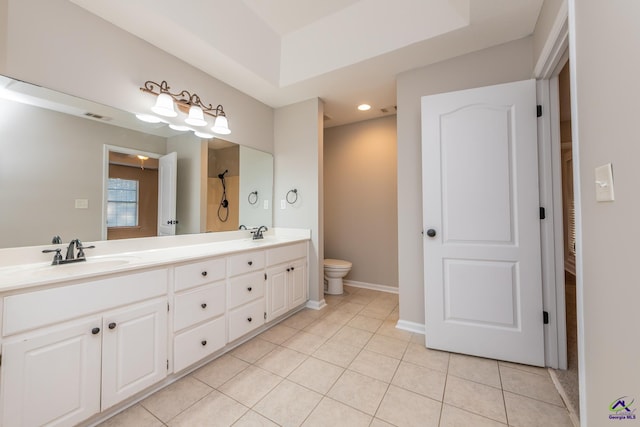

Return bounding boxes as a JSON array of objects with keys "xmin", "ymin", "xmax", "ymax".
[
  {"xmin": 228, "ymin": 299, "xmax": 265, "ymax": 342},
  {"xmin": 174, "ymin": 282, "xmax": 225, "ymax": 332},
  {"xmin": 228, "ymin": 271, "xmax": 265, "ymax": 309},
  {"xmin": 228, "ymin": 251, "xmax": 265, "ymax": 277},
  {"xmin": 266, "ymin": 243, "xmax": 307, "ymax": 266},
  {"xmin": 3, "ymin": 269, "xmax": 167, "ymax": 336},
  {"xmin": 173, "ymin": 316, "xmax": 226, "ymax": 373},
  {"xmin": 174, "ymin": 258, "xmax": 226, "ymax": 292}
]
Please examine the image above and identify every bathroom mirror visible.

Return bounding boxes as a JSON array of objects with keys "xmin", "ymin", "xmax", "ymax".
[{"xmin": 0, "ymin": 75, "xmax": 273, "ymax": 249}]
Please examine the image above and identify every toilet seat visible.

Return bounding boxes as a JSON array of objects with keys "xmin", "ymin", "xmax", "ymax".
[{"xmin": 324, "ymin": 259, "xmax": 352, "ymax": 269}]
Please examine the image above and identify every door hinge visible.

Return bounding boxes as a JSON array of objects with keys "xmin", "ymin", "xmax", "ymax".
[
  {"xmin": 537, "ymin": 105, "xmax": 542, "ymax": 117},
  {"xmin": 543, "ymin": 311, "xmax": 549, "ymax": 324},
  {"xmin": 539, "ymin": 207, "xmax": 546, "ymax": 220},
  {"xmin": 167, "ymin": 360, "xmax": 169, "ymax": 370}
]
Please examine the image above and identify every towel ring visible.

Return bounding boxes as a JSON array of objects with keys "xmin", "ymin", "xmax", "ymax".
[
  {"xmin": 286, "ymin": 189, "xmax": 298, "ymax": 204},
  {"xmin": 248, "ymin": 191, "xmax": 258, "ymax": 205}
]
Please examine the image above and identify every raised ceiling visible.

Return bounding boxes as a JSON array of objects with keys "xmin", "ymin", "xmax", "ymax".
[{"xmin": 70, "ymin": 0, "xmax": 544, "ymax": 127}]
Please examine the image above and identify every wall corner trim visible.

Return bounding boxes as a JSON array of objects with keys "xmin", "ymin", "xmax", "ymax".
[
  {"xmin": 396, "ymin": 319, "xmax": 425, "ymax": 335},
  {"xmin": 306, "ymin": 299, "xmax": 327, "ymax": 310}
]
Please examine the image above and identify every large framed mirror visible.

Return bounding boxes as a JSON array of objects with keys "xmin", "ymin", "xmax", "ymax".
[{"xmin": 0, "ymin": 75, "xmax": 273, "ymax": 249}]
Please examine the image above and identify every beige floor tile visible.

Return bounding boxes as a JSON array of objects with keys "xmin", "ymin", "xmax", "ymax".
[
  {"xmin": 97, "ymin": 404, "xmax": 162, "ymax": 427},
  {"xmin": 359, "ymin": 306, "xmax": 393, "ymax": 320},
  {"xmin": 376, "ymin": 320, "xmax": 413, "ymax": 341},
  {"xmin": 410, "ymin": 333, "xmax": 426, "ymax": 345},
  {"xmin": 365, "ymin": 334, "xmax": 409, "ymax": 359},
  {"xmin": 376, "ymin": 385, "xmax": 442, "ymax": 427},
  {"xmin": 231, "ymin": 338, "xmax": 278, "ymax": 363},
  {"xmin": 254, "ymin": 346, "xmax": 308, "ymax": 377},
  {"xmin": 500, "ymin": 366, "xmax": 564, "ymax": 406},
  {"xmin": 281, "ymin": 310, "xmax": 318, "ymax": 329},
  {"xmin": 448, "ymin": 353, "xmax": 501, "ymax": 388},
  {"xmin": 218, "ymin": 366, "xmax": 282, "ymax": 407},
  {"xmin": 312, "ymin": 340, "xmax": 361, "ymax": 367},
  {"xmin": 349, "ymin": 349, "xmax": 400, "ymax": 383},
  {"xmin": 288, "ymin": 356, "xmax": 344, "ymax": 394},
  {"xmin": 403, "ymin": 342, "xmax": 450, "ymax": 372},
  {"xmin": 327, "ymin": 370, "xmax": 388, "ymax": 415},
  {"xmin": 141, "ymin": 376, "xmax": 212, "ymax": 422},
  {"xmin": 302, "ymin": 397, "xmax": 372, "ymax": 427},
  {"xmin": 253, "ymin": 380, "xmax": 322, "ymax": 426},
  {"xmin": 370, "ymin": 418, "xmax": 395, "ymax": 427},
  {"xmin": 335, "ymin": 301, "xmax": 366, "ymax": 314},
  {"xmin": 440, "ymin": 404, "xmax": 507, "ymax": 427},
  {"xmin": 504, "ymin": 391, "xmax": 574, "ymax": 427},
  {"xmin": 304, "ymin": 319, "xmax": 343, "ymax": 339},
  {"xmin": 322, "ymin": 309, "xmax": 357, "ymax": 325},
  {"xmin": 444, "ymin": 376, "xmax": 507, "ymax": 424},
  {"xmin": 192, "ymin": 354, "xmax": 249, "ymax": 388},
  {"xmin": 347, "ymin": 315, "xmax": 384, "ymax": 333},
  {"xmin": 324, "ymin": 294, "xmax": 344, "ymax": 306},
  {"xmin": 344, "ymin": 293, "xmax": 377, "ymax": 306},
  {"xmin": 391, "ymin": 361, "xmax": 446, "ymax": 401},
  {"xmin": 329, "ymin": 325, "xmax": 373, "ymax": 348},
  {"xmin": 499, "ymin": 361, "xmax": 550, "ymax": 377},
  {"xmin": 258, "ymin": 324, "xmax": 299, "ymax": 345},
  {"xmin": 282, "ymin": 330, "xmax": 327, "ymax": 354},
  {"xmin": 232, "ymin": 410, "xmax": 279, "ymax": 426},
  {"xmin": 167, "ymin": 389, "xmax": 248, "ymax": 427}
]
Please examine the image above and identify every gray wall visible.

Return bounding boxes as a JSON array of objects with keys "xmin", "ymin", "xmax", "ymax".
[
  {"xmin": 569, "ymin": 1, "xmax": 640, "ymax": 423},
  {"xmin": 396, "ymin": 36, "xmax": 534, "ymax": 325},
  {"xmin": 324, "ymin": 115, "xmax": 398, "ymax": 289}
]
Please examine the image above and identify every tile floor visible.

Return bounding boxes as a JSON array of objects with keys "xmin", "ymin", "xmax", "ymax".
[{"xmin": 99, "ymin": 286, "xmax": 574, "ymax": 427}]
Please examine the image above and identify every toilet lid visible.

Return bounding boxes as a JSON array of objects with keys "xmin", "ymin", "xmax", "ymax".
[{"xmin": 324, "ymin": 259, "xmax": 352, "ymax": 268}]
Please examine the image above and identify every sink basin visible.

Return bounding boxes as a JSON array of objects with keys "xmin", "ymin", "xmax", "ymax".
[{"xmin": 1, "ymin": 256, "xmax": 138, "ymax": 281}]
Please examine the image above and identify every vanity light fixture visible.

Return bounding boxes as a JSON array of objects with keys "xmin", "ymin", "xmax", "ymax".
[
  {"xmin": 357, "ymin": 104, "xmax": 371, "ymax": 111},
  {"xmin": 140, "ymin": 80, "xmax": 231, "ymax": 136}
]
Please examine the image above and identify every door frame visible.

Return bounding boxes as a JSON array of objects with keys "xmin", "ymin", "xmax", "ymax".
[
  {"xmin": 534, "ymin": 2, "xmax": 570, "ymax": 370},
  {"xmin": 101, "ymin": 145, "xmax": 163, "ymax": 240}
]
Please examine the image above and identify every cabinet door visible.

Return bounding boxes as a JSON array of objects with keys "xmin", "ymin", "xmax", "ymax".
[
  {"xmin": 101, "ymin": 298, "xmax": 168, "ymax": 410},
  {"xmin": 266, "ymin": 266, "xmax": 288, "ymax": 321},
  {"xmin": 289, "ymin": 259, "xmax": 308, "ymax": 308},
  {"xmin": 1, "ymin": 317, "xmax": 102, "ymax": 427}
]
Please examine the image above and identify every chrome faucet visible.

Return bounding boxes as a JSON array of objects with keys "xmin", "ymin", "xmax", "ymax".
[
  {"xmin": 251, "ymin": 225, "xmax": 268, "ymax": 240},
  {"xmin": 43, "ymin": 238, "xmax": 95, "ymax": 265}
]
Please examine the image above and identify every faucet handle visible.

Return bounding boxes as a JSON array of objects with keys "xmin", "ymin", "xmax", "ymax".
[
  {"xmin": 42, "ymin": 248, "xmax": 63, "ymax": 265},
  {"xmin": 51, "ymin": 235, "xmax": 62, "ymax": 244},
  {"xmin": 77, "ymin": 244, "xmax": 95, "ymax": 259}
]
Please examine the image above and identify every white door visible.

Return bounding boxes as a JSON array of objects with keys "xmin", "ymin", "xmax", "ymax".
[
  {"xmin": 1, "ymin": 317, "xmax": 102, "ymax": 427},
  {"xmin": 101, "ymin": 298, "xmax": 167, "ymax": 409},
  {"xmin": 158, "ymin": 151, "xmax": 177, "ymax": 236},
  {"xmin": 422, "ymin": 79, "xmax": 544, "ymax": 366}
]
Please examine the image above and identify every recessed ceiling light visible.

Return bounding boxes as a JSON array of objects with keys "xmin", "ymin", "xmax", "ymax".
[{"xmin": 357, "ymin": 104, "xmax": 371, "ymax": 111}]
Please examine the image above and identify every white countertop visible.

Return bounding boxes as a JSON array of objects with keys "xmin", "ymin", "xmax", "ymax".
[{"xmin": 0, "ymin": 228, "xmax": 310, "ymax": 293}]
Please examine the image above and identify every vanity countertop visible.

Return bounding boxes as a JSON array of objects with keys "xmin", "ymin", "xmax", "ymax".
[{"xmin": 0, "ymin": 229, "xmax": 310, "ymax": 293}]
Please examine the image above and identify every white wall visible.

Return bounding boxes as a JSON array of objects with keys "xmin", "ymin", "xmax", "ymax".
[
  {"xmin": 239, "ymin": 146, "xmax": 274, "ymax": 228},
  {"xmin": 396, "ymin": 36, "xmax": 534, "ymax": 325},
  {"xmin": 0, "ymin": 0, "xmax": 273, "ymax": 154},
  {"xmin": 569, "ymin": 2, "xmax": 640, "ymax": 424},
  {"xmin": 273, "ymin": 98, "xmax": 324, "ymax": 306},
  {"xmin": 324, "ymin": 115, "xmax": 398, "ymax": 289}
]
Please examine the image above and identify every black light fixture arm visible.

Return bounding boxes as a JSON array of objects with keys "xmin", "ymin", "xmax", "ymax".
[{"xmin": 140, "ymin": 80, "xmax": 226, "ymax": 118}]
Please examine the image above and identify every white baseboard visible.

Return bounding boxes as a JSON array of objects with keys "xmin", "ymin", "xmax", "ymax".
[
  {"xmin": 396, "ymin": 319, "xmax": 425, "ymax": 335},
  {"xmin": 343, "ymin": 280, "xmax": 398, "ymax": 294},
  {"xmin": 306, "ymin": 299, "xmax": 327, "ymax": 310}
]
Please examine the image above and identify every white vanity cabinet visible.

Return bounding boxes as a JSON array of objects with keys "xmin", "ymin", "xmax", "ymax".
[
  {"xmin": 172, "ymin": 257, "xmax": 227, "ymax": 373},
  {"xmin": 266, "ymin": 243, "xmax": 308, "ymax": 321},
  {"xmin": 227, "ymin": 251, "xmax": 266, "ymax": 342},
  {"xmin": 1, "ymin": 269, "xmax": 168, "ymax": 427}
]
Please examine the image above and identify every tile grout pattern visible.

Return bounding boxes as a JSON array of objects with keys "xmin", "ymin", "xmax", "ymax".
[{"xmin": 99, "ymin": 286, "xmax": 574, "ymax": 427}]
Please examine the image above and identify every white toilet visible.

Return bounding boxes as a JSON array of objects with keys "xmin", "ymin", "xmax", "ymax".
[{"xmin": 323, "ymin": 259, "xmax": 352, "ymax": 295}]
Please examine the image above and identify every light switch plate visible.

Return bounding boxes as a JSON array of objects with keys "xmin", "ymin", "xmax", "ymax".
[
  {"xmin": 280, "ymin": 200, "xmax": 286, "ymax": 209},
  {"xmin": 75, "ymin": 199, "xmax": 89, "ymax": 209},
  {"xmin": 263, "ymin": 200, "xmax": 269, "ymax": 209},
  {"xmin": 595, "ymin": 163, "xmax": 615, "ymax": 202}
]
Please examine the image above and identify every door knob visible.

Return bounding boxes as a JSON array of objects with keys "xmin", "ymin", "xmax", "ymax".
[{"xmin": 426, "ymin": 229, "xmax": 437, "ymax": 237}]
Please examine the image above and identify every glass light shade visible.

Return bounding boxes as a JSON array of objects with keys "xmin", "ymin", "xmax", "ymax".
[
  {"xmin": 169, "ymin": 124, "xmax": 191, "ymax": 131},
  {"xmin": 211, "ymin": 115, "xmax": 231, "ymax": 134},
  {"xmin": 151, "ymin": 93, "xmax": 177, "ymax": 117},
  {"xmin": 194, "ymin": 130, "xmax": 214, "ymax": 139},
  {"xmin": 185, "ymin": 105, "xmax": 207, "ymax": 126},
  {"xmin": 135, "ymin": 113, "xmax": 163, "ymax": 123}
]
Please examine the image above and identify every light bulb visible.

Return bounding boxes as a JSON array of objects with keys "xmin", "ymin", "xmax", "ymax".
[
  {"xmin": 185, "ymin": 105, "xmax": 207, "ymax": 126},
  {"xmin": 151, "ymin": 93, "xmax": 177, "ymax": 117},
  {"xmin": 212, "ymin": 115, "xmax": 231, "ymax": 134}
]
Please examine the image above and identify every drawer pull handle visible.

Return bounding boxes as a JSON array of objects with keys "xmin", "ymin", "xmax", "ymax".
[
  {"xmin": 108, "ymin": 322, "xmax": 117, "ymax": 330},
  {"xmin": 247, "ymin": 286, "xmax": 252, "ymax": 292},
  {"xmin": 201, "ymin": 303, "xmax": 207, "ymax": 309},
  {"xmin": 201, "ymin": 271, "xmax": 208, "ymax": 277},
  {"xmin": 247, "ymin": 317, "xmax": 253, "ymax": 322},
  {"xmin": 91, "ymin": 327, "xmax": 100, "ymax": 335},
  {"xmin": 201, "ymin": 340, "xmax": 207, "ymax": 346},
  {"xmin": 247, "ymin": 261, "xmax": 253, "ymax": 266}
]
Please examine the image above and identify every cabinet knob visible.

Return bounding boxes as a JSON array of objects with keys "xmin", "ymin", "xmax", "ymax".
[
  {"xmin": 286, "ymin": 268, "xmax": 291, "ymax": 272},
  {"xmin": 247, "ymin": 286, "xmax": 252, "ymax": 292},
  {"xmin": 201, "ymin": 340, "xmax": 207, "ymax": 346},
  {"xmin": 91, "ymin": 327, "xmax": 100, "ymax": 335},
  {"xmin": 201, "ymin": 303, "xmax": 207, "ymax": 309},
  {"xmin": 291, "ymin": 266, "xmax": 295, "ymax": 271},
  {"xmin": 247, "ymin": 317, "xmax": 253, "ymax": 322},
  {"xmin": 201, "ymin": 271, "xmax": 208, "ymax": 277},
  {"xmin": 247, "ymin": 261, "xmax": 253, "ymax": 266},
  {"xmin": 108, "ymin": 322, "xmax": 116, "ymax": 330}
]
